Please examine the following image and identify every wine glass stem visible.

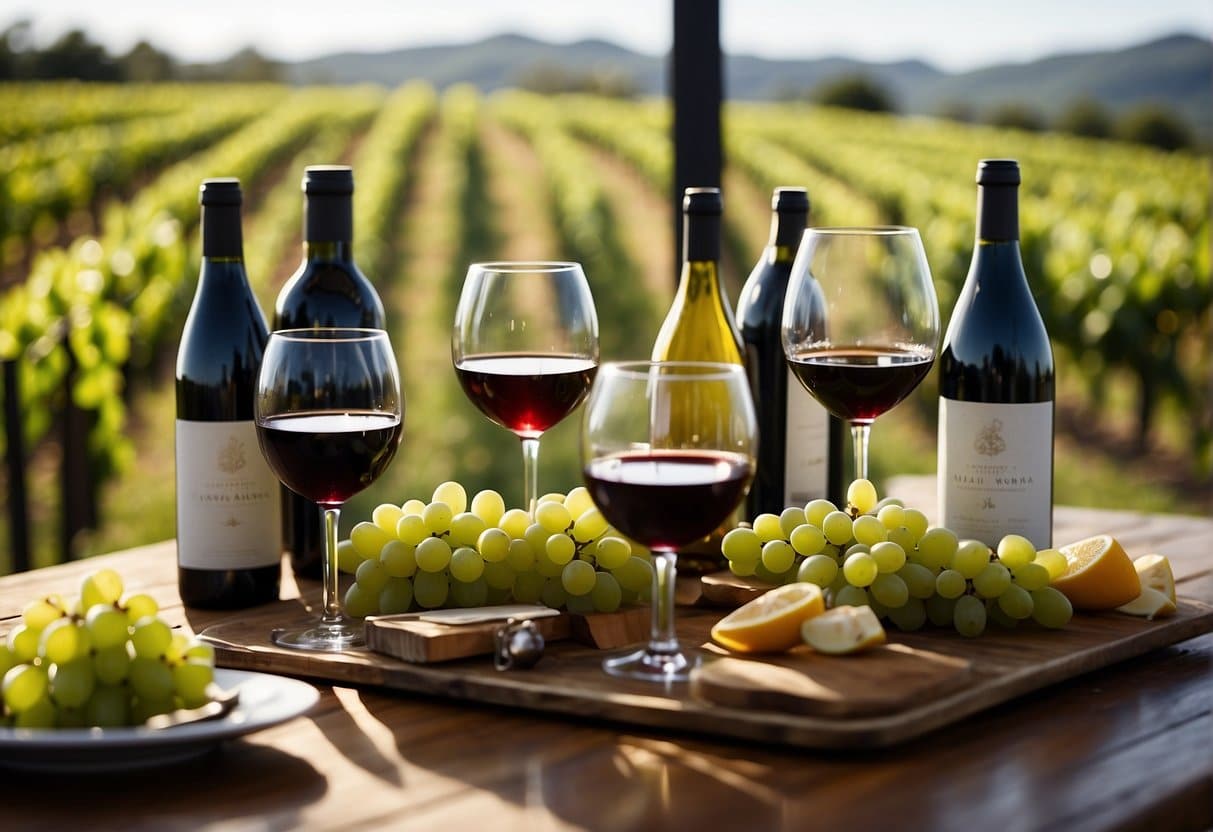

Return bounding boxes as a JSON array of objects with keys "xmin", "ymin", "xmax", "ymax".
[
  {"xmin": 521, "ymin": 436, "xmax": 540, "ymax": 517},
  {"xmin": 850, "ymin": 422, "xmax": 871, "ymax": 481},
  {"xmin": 648, "ymin": 550, "xmax": 680, "ymax": 655},
  {"xmin": 321, "ymin": 505, "xmax": 344, "ymax": 626}
]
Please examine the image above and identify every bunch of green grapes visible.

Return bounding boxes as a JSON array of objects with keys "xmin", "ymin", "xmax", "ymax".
[
  {"xmin": 338, "ymin": 482, "xmax": 652, "ymax": 618},
  {"xmin": 0, "ymin": 569, "xmax": 217, "ymax": 728},
  {"xmin": 722, "ymin": 479, "xmax": 1073, "ymax": 637}
]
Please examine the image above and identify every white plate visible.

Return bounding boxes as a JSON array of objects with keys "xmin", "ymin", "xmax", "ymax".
[{"xmin": 0, "ymin": 668, "xmax": 319, "ymax": 773}]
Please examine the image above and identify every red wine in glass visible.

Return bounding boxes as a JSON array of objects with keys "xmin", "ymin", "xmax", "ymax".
[
  {"xmin": 257, "ymin": 411, "xmax": 403, "ymax": 506},
  {"xmin": 454, "ymin": 353, "xmax": 597, "ymax": 439},
  {"xmin": 584, "ymin": 451, "xmax": 753, "ymax": 552},
  {"xmin": 787, "ymin": 346, "xmax": 934, "ymax": 424}
]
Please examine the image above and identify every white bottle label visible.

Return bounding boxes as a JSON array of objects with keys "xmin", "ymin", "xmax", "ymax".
[
  {"xmin": 938, "ymin": 399, "xmax": 1053, "ymax": 549},
  {"xmin": 784, "ymin": 367, "xmax": 831, "ymax": 504},
  {"xmin": 176, "ymin": 419, "xmax": 282, "ymax": 570}
]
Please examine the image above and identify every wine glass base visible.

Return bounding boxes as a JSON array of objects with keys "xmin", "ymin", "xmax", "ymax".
[
  {"xmin": 271, "ymin": 622, "xmax": 364, "ymax": 653},
  {"xmin": 603, "ymin": 646, "xmax": 701, "ymax": 682}
]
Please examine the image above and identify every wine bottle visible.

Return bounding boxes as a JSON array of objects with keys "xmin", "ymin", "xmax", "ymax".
[
  {"xmin": 736, "ymin": 187, "xmax": 843, "ymax": 514},
  {"xmin": 938, "ymin": 159, "xmax": 1054, "ymax": 548},
  {"xmin": 176, "ymin": 178, "xmax": 281, "ymax": 609},
  {"xmin": 274, "ymin": 165, "xmax": 385, "ymax": 578}
]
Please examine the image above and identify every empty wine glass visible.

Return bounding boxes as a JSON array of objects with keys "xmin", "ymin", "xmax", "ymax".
[
  {"xmin": 781, "ymin": 227, "xmax": 939, "ymax": 480},
  {"xmin": 582, "ymin": 361, "xmax": 757, "ymax": 682},
  {"xmin": 255, "ymin": 328, "xmax": 402, "ymax": 651},
  {"xmin": 453, "ymin": 261, "xmax": 599, "ymax": 516}
]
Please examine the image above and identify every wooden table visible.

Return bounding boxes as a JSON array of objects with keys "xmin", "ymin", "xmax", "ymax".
[{"xmin": 1, "ymin": 480, "xmax": 1211, "ymax": 831}]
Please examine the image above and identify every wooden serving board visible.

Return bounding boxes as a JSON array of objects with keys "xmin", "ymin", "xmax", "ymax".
[{"xmin": 198, "ymin": 596, "xmax": 1213, "ymax": 749}]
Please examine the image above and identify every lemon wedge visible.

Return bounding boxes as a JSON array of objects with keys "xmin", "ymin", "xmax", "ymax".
[
  {"xmin": 710, "ymin": 583, "xmax": 825, "ymax": 653},
  {"xmin": 801, "ymin": 605, "xmax": 885, "ymax": 655},
  {"xmin": 1052, "ymin": 534, "xmax": 1141, "ymax": 610}
]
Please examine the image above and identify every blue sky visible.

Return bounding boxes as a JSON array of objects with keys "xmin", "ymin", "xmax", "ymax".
[{"xmin": 6, "ymin": 0, "xmax": 1211, "ymax": 71}]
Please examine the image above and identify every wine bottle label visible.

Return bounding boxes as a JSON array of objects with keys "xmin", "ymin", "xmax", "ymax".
[
  {"xmin": 938, "ymin": 399, "xmax": 1053, "ymax": 549},
  {"xmin": 176, "ymin": 419, "xmax": 282, "ymax": 569},
  {"xmin": 784, "ymin": 367, "xmax": 831, "ymax": 503}
]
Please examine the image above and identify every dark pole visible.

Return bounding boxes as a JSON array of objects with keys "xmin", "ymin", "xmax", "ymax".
[
  {"xmin": 671, "ymin": 0, "xmax": 723, "ymax": 285},
  {"xmin": 3, "ymin": 359, "xmax": 31, "ymax": 572}
]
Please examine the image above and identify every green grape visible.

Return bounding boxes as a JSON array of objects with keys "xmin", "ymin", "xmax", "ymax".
[
  {"xmin": 413, "ymin": 571, "xmax": 449, "ymax": 609},
  {"xmin": 131, "ymin": 696, "xmax": 176, "ymax": 723},
  {"xmin": 40, "ymin": 618, "xmax": 86, "ymax": 664},
  {"xmin": 432, "ymin": 481, "xmax": 468, "ymax": 515},
  {"xmin": 822, "ymin": 511, "xmax": 854, "ymax": 546},
  {"xmin": 953, "ymin": 595, "xmax": 987, "ymax": 637},
  {"xmin": 887, "ymin": 526, "xmax": 917, "ymax": 554},
  {"xmin": 128, "ymin": 658, "xmax": 174, "ymax": 701},
  {"xmin": 870, "ymin": 573, "xmax": 909, "ymax": 608},
  {"xmin": 499, "ymin": 508, "xmax": 532, "ymax": 540},
  {"xmin": 545, "ymin": 533, "xmax": 577, "ymax": 566},
  {"xmin": 973, "ymin": 563, "xmax": 1012, "ymax": 599},
  {"xmin": 415, "ymin": 536, "xmax": 453, "ymax": 573},
  {"xmin": 898, "ymin": 563, "xmax": 937, "ymax": 600},
  {"xmin": 561, "ymin": 560, "xmax": 597, "ymax": 596},
  {"xmin": 833, "ymin": 585, "xmax": 869, "ymax": 608},
  {"xmin": 842, "ymin": 553, "xmax": 878, "ymax": 587},
  {"xmin": 844, "ymin": 543, "xmax": 870, "ymax": 558},
  {"xmin": 935, "ymin": 569, "xmax": 967, "ymax": 599},
  {"xmin": 185, "ymin": 642, "xmax": 215, "ymax": 663},
  {"xmin": 870, "ymin": 541, "xmax": 907, "ymax": 574},
  {"xmin": 337, "ymin": 539, "xmax": 364, "ymax": 574},
  {"xmin": 593, "ymin": 537, "xmax": 632, "ymax": 570},
  {"xmin": 483, "ymin": 561, "xmax": 516, "ymax": 592},
  {"xmin": 534, "ymin": 549, "xmax": 564, "ymax": 578},
  {"xmin": 1030, "ymin": 587, "xmax": 1073, "ymax": 629},
  {"xmin": 804, "ymin": 499, "xmax": 836, "ymax": 528},
  {"xmin": 7, "ymin": 625, "xmax": 40, "ymax": 663},
  {"xmin": 572, "ymin": 509, "xmax": 609, "ymax": 542},
  {"xmin": 761, "ymin": 540, "xmax": 796, "ymax": 574},
  {"xmin": 379, "ymin": 577, "xmax": 415, "ymax": 614},
  {"xmin": 987, "ymin": 599, "xmax": 1018, "ymax": 629},
  {"xmin": 1034, "ymin": 548, "xmax": 1068, "ymax": 581},
  {"xmin": 380, "ymin": 539, "xmax": 418, "ymax": 578},
  {"xmin": 23, "ymin": 597, "xmax": 67, "ymax": 631},
  {"xmin": 951, "ymin": 539, "xmax": 991, "ymax": 579},
  {"xmin": 47, "ymin": 658, "xmax": 93, "ymax": 709},
  {"xmin": 86, "ymin": 685, "xmax": 130, "ymax": 728},
  {"xmin": 729, "ymin": 557, "xmax": 757, "ymax": 577},
  {"xmin": 876, "ymin": 503, "xmax": 906, "ymax": 530},
  {"xmin": 396, "ymin": 514, "xmax": 430, "ymax": 546},
  {"xmin": 541, "ymin": 578, "xmax": 569, "ymax": 609},
  {"xmin": 852, "ymin": 515, "xmax": 886, "ymax": 547},
  {"xmin": 538, "ymin": 492, "xmax": 566, "ymax": 506},
  {"xmin": 449, "ymin": 512, "xmax": 488, "ymax": 548},
  {"xmin": 422, "ymin": 501, "xmax": 454, "ymax": 535},
  {"xmin": 59, "ymin": 704, "xmax": 93, "ymax": 729},
  {"xmin": 590, "ymin": 572, "xmax": 623, "ymax": 613},
  {"xmin": 450, "ymin": 578, "xmax": 488, "ymax": 608},
  {"xmin": 901, "ymin": 509, "xmax": 929, "ymax": 541},
  {"xmin": 15, "ymin": 697, "xmax": 55, "ymax": 728},
  {"xmin": 513, "ymin": 570, "xmax": 546, "ymax": 604},
  {"xmin": 561, "ymin": 487, "xmax": 593, "ymax": 521},
  {"xmin": 165, "ymin": 633, "xmax": 191, "ymax": 664},
  {"xmin": 996, "ymin": 534, "xmax": 1036, "ymax": 569},
  {"xmin": 350, "ymin": 521, "xmax": 393, "ymax": 560},
  {"xmin": 722, "ymin": 527, "xmax": 762, "ymax": 565},
  {"xmin": 506, "ymin": 539, "xmax": 536, "ymax": 572},
  {"xmin": 354, "ymin": 558, "xmax": 389, "ymax": 593},
  {"xmin": 925, "ymin": 594, "xmax": 957, "ymax": 627},
  {"xmin": 613, "ymin": 557, "xmax": 653, "ymax": 592},
  {"xmin": 84, "ymin": 605, "xmax": 130, "ymax": 650},
  {"xmin": 846, "ymin": 478, "xmax": 879, "ymax": 514},
  {"xmin": 564, "ymin": 593, "xmax": 594, "ymax": 615},
  {"xmin": 93, "ymin": 645, "xmax": 131, "ymax": 685},
  {"xmin": 779, "ymin": 507, "xmax": 808, "ymax": 537},
  {"xmin": 81, "ymin": 569, "xmax": 124, "ymax": 610},
  {"xmin": 1012, "ymin": 562, "xmax": 1051, "ymax": 592},
  {"xmin": 471, "ymin": 489, "xmax": 507, "ymax": 527},
  {"xmin": 524, "ymin": 522, "xmax": 550, "ymax": 555},
  {"xmin": 129, "ymin": 617, "xmax": 171, "ymax": 660},
  {"xmin": 917, "ymin": 528, "xmax": 959, "ymax": 571},
  {"xmin": 998, "ymin": 584, "xmax": 1034, "ymax": 620},
  {"xmin": 788, "ymin": 524, "xmax": 826, "ymax": 557},
  {"xmin": 173, "ymin": 659, "xmax": 215, "ymax": 708},
  {"xmin": 477, "ymin": 528, "xmax": 511, "ymax": 564},
  {"xmin": 344, "ymin": 582, "xmax": 380, "ymax": 618},
  {"xmin": 535, "ymin": 501, "xmax": 573, "ymax": 534},
  {"xmin": 372, "ymin": 503, "xmax": 405, "ymax": 535},
  {"xmin": 886, "ymin": 598, "xmax": 926, "ymax": 631},
  {"xmin": 401, "ymin": 498, "xmax": 426, "ymax": 516},
  {"xmin": 450, "ymin": 547, "xmax": 486, "ymax": 583},
  {"xmin": 4, "ymin": 663, "xmax": 49, "ymax": 712},
  {"xmin": 0, "ymin": 646, "xmax": 15, "ymax": 678},
  {"xmin": 748, "ymin": 513, "xmax": 781, "ymax": 543},
  {"xmin": 797, "ymin": 554, "xmax": 839, "ymax": 587}
]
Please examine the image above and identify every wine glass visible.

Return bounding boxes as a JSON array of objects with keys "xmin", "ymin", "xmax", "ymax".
[
  {"xmin": 781, "ymin": 227, "xmax": 939, "ymax": 481},
  {"xmin": 453, "ymin": 262, "xmax": 599, "ymax": 516},
  {"xmin": 255, "ymin": 328, "xmax": 403, "ymax": 651},
  {"xmin": 582, "ymin": 361, "xmax": 757, "ymax": 682}
]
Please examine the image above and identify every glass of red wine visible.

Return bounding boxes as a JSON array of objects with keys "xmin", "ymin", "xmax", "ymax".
[
  {"xmin": 781, "ymin": 227, "xmax": 939, "ymax": 481},
  {"xmin": 255, "ymin": 328, "xmax": 403, "ymax": 651},
  {"xmin": 453, "ymin": 261, "xmax": 599, "ymax": 516},
  {"xmin": 582, "ymin": 361, "xmax": 757, "ymax": 682}
]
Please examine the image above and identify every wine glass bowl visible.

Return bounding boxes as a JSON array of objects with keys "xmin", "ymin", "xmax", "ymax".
[
  {"xmin": 782, "ymin": 227, "xmax": 939, "ymax": 479},
  {"xmin": 453, "ymin": 262, "xmax": 599, "ymax": 513},
  {"xmin": 255, "ymin": 328, "xmax": 402, "ymax": 651},
  {"xmin": 582, "ymin": 361, "xmax": 757, "ymax": 682}
]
